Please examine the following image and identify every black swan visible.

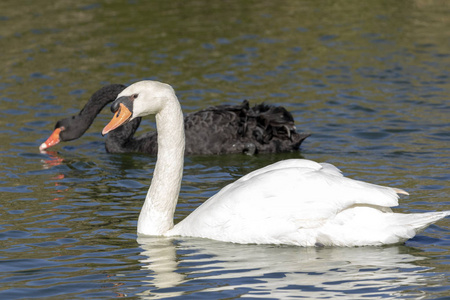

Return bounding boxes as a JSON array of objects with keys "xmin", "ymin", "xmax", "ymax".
[{"xmin": 40, "ymin": 84, "xmax": 310, "ymax": 155}]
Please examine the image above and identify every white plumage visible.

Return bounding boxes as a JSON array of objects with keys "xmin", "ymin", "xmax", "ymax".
[{"xmin": 102, "ymin": 80, "xmax": 449, "ymax": 246}]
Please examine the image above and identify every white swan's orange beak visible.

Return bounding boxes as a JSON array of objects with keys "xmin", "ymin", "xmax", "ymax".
[
  {"xmin": 39, "ymin": 128, "xmax": 62, "ymax": 151},
  {"xmin": 102, "ymin": 103, "xmax": 133, "ymax": 135}
]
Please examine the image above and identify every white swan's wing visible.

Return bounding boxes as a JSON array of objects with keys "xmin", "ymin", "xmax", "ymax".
[
  {"xmin": 169, "ymin": 160, "xmax": 405, "ymax": 245},
  {"xmin": 238, "ymin": 159, "xmax": 343, "ymax": 181}
]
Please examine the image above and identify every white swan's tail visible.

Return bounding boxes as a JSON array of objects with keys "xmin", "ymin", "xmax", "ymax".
[
  {"xmin": 393, "ymin": 211, "xmax": 450, "ymax": 233},
  {"xmin": 318, "ymin": 209, "xmax": 449, "ymax": 246}
]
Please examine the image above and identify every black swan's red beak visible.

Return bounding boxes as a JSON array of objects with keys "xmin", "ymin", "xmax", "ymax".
[{"xmin": 39, "ymin": 128, "xmax": 62, "ymax": 151}]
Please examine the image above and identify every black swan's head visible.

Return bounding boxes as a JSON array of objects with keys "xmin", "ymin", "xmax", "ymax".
[{"xmin": 39, "ymin": 84, "xmax": 126, "ymax": 151}]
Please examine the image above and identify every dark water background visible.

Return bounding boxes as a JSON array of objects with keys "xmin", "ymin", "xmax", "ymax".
[{"xmin": 1, "ymin": 0, "xmax": 449, "ymax": 298}]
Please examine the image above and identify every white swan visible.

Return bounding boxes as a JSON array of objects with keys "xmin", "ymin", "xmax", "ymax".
[{"xmin": 102, "ymin": 80, "xmax": 449, "ymax": 246}]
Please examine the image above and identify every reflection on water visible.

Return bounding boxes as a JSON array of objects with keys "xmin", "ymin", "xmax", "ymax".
[
  {"xmin": 137, "ymin": 237, "xmax": 432, "ymax": 299},
  {"xmin": 40, "ymin": 150, "xmax": 64, "ymax": 169}
]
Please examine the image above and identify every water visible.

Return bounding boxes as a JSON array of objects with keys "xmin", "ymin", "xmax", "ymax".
[{"xmin": 1, "ymin": 0, "xmax": 449, "ymax": 298}]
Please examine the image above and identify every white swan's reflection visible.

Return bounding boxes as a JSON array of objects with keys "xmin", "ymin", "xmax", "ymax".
[{"xmin": 136, "ymin": 236, "xmax": 433, "ymax": 299}]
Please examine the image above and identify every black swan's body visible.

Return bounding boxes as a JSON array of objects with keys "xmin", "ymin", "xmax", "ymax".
[{"xmin": 40, "ymin": 84, "xmax": 310, "ymax": 155}]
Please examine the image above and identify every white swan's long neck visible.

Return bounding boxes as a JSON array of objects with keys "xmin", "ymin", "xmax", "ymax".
[{"xmin": 137, "ymin": 95, "xmax": 185, "ymax": 236}]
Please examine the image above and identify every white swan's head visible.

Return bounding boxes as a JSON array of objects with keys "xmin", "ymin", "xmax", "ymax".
[{"xmin": 102, "ymin": 80, "xmax": 176, "ymax": 135}]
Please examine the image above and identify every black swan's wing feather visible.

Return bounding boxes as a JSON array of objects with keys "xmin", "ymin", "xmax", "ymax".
[{"xmin": 182, "ymin": 100, "xmax": 309, "ymax": 155}]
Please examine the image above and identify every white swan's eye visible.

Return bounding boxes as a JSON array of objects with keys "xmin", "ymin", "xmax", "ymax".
[{"xmin": 132, "ymin": 94, "xmax": 139, "ymax": 99}]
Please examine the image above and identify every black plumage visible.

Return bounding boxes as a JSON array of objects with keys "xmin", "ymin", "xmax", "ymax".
[{"xmin": 44, "ymin": 84, "xmax": 310, "ymax": 155}]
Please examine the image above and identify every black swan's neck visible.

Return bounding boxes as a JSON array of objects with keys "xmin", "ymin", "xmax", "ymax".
[
  {"xmin": 78, "ymin": 84, "xmax": 126, "ymax": 133},
  {"xmin": 58, "ymin": 84, "xmax": 126, "ymax": 143},
  {"xmin": 105, "ymin": 117, "xmax": 158, "ymax": 154}
]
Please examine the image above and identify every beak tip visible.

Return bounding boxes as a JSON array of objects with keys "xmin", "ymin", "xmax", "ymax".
[{"xmin": 39, "ymin": 142, "xmax": 48, "ymax": 151}]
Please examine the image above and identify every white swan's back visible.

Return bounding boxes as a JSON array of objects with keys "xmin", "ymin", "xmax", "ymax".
[{"xmin": 167, "ymin": 159, "xmax": 448, "ymax": 246}]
